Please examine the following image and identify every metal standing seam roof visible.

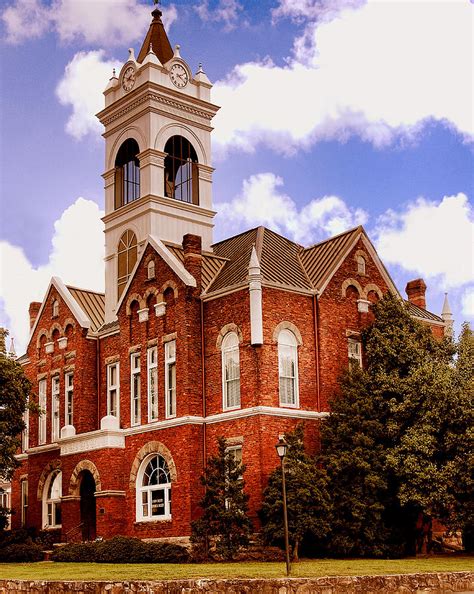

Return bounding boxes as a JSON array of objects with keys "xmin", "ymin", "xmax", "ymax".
[
  {"xmin": 67, "ymin": 287, "xmax": 105, "ymax": 332},
  {"xmin": 299, "ymin": 226, "xmax": 362, "ymax": 291},
  {"xmin": 405, "ymin": 301, "xmax": 444, "ymax": 323},
  {"xmin": 165, "ymin": 245, "xmax": 228, "ymax": 292}
]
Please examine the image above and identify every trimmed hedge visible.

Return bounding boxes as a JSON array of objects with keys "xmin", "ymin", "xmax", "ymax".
[
  {"xmin": 51, "ymin": 536, "xmax": 189, "ymax": 563},
  {"xmin": 0, "ymin": 542, "xmax": 43, "ymax": 562}
]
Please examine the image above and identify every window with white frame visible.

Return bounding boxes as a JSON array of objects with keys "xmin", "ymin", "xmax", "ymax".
[
  {"xmin": 348, "ymin": 339, "xmax": 362, "ymax": 368},
  {"xmin": 107, "ymin": 363, "xmax": 120, "ymax": 418},
  {"xmin": 226, "ymin": 445, "xmax": 243, "ymax": 479},
  {"xmin": 52, "ymin": 299, "xmax": 59, "ymax": 318},
  {"xmin": 21, "ymin": 480, "xmax": 28, "ymax": 527},
  {"xmin": 51, "ymin": 376, "xmax": 60, "ymax": 441},
  {"xmin": 0, "ymin": 487, "xmax": 11, "ymax": 529},
  {"xmin": 65, "ymin": 372, "xmax": 74, "ymax": 426},
  {"xmin": 131, "ymin": 353, "xmax": 141, "ymax": 426},
  {"xmin": 222, "ymin": 332, "xmax": 241, "ymax": 410},
  {"xmin": 38, "ymin": 379, "xmax": 47, "ymax": 444},
  {"xmin": 278, "ymin": 329, "xmax": 299, "ymax": 407},
  {"xmin": 165, "ymin": 341, "xmax": 176, "ymax": 418},
  {"xmin": 136, "ymin": 454, "xmax": 172, "ymax": 521},
  {"xmin": 21, "ymin": 402, "xmax": 29, "ymax": 452},
  {"xmin": 147, "ymin": 347, "xmax": 158, "ymax": 422},
  {"xmin": 357, "ymin": 255, "xmax": 366, "ymax": 275},
  {"xmin": 42, "ymin": 470, "xmax": 62, "ymax": 529}
]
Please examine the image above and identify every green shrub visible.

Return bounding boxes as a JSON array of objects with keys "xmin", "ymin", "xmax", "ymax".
[
  {"xmin": 0, "ymin": 542, "xmax": 43, "ymax": 562},
  {"xmin": 51, "ymin": 536, "xmax": 188, "ymax": 563}
]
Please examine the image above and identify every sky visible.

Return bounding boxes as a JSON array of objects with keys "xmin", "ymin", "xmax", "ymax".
[{"xmin": 0, "ymin": 0, "xmax": 473, "ymax": 354}]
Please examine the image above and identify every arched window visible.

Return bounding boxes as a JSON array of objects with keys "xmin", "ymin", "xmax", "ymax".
[
  {"xmin": 164, "ymin": 136, "xmax": 199, "ymax": 205},
  {"xmin": 147, "ymin": 259, "xmax": 155, "ymax": 279},
  {"xmin": 221, "ymin": 332, "xmax": 240, "ymax": 410},
  {"xmin": 115, "ymin": 139, "xmax": 140, "ymax": 209},
  {"xmin": 136, "ymin": 454, "xmax": 172, "ymax": 521},
  {"xmin": 278, "ymin": 329, "xmax": 299, "ymax": 407},
  {"xmin": 43, "ymin": 470, "xmax": 62, "ymax": 529},
  {"xmin": 117, "ymin": 230, "xmax": 138, "ymax": 299},
  {"xmin": 357, "ymin": 255, "xmax": 366, "ymax": 275},
  {"xmin": 52, "ymin": 300, "xmax": 59, "ymax": 318}
]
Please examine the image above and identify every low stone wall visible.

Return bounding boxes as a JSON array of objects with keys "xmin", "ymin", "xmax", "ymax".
[{"xmin": 0, "ymin": 572, "xmax": 473, "ymax": 593}]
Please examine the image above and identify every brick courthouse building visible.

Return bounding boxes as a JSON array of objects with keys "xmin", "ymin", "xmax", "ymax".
[{"xmin": 10, "ymin": 8, "xmax": 453, "ymax": 543}]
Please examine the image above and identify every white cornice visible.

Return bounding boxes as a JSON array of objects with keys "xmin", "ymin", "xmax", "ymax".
[
  {"xmin": 59, "ymin": 429, "xmax": 125, "ymax": 456},
  {"xmin": 205, "ymin": 406, "xmax": 329, "ymax": 424},
  {"xmin": 26, "ymin": 443, "xmax": 60, "ymax": 455}
]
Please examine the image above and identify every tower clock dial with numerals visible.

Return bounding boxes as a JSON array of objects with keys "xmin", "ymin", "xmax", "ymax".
[
  {"xmin": 169, "ymin": 63, "xmax": 189, "ymax": 89},
  {"xmin": 122, "ymin": 66, "xmax": 136, "ymax": 92}
]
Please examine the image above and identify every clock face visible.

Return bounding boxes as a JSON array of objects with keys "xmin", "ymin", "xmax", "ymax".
[
  {"xmin": 122, "ymin": 66, "xmax": 136, "ymax": 92},
  {"xmin": 170, "ymin": 63, "xmax": 189, "ymax": 89}
]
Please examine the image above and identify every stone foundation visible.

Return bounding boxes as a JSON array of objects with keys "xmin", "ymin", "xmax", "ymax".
[{"xmin": 1, "ymin": 571, "xmax": 473, "ymax": 593}]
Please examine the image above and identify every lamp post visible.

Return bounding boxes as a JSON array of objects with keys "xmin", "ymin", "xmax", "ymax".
[{"xmin": 275, "ymin": 437, "xmax": 291, "ymax": 577}]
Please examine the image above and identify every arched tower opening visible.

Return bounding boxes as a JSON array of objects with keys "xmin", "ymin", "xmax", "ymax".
[
  {"xmin": 114, "ymin": 139, "xmax": 140, "ymax": 209},
  {"xmin": 164, "ymin": 136, "xmax": 199, "ymax": 205}
]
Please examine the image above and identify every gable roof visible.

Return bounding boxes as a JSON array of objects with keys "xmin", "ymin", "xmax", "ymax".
[
  {"xmin": 405, "ymin": 300, "xmax": 444, "ymax": 324},
  {"xmin": 165, "ymin": 243, "xmax": 227, "ymax": 291},
  {"xmin": 28, "ymin": 277, "xmax": 93, "ymax": 345},
  {"xmin": 115, "ymin": 234, "xmax": 197, "ymax": 314}
]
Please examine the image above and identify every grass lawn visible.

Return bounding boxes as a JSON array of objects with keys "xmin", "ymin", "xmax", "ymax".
[{"xmin": 0, "ymin": 556, "xmax": 472, "ymax": 581}]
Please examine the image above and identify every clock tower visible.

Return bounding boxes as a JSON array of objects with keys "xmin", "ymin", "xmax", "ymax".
[{"xmin": 97, "ymin": 6, "xmax": 219, "ymax": 322}]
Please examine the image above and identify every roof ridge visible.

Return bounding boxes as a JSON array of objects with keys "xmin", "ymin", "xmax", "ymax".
[
  {"xmin": 303, "ymin": 225, "xmax": 363, "ymax": 251},
  {"xmin": 211, "ymin": 226, "xmax": 260, "ymax": 247},
  {"xmin": 66, "ymin": 285, "xmax": 105, "ymax": 296}
]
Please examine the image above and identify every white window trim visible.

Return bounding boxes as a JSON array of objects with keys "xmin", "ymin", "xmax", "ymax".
[
  {"xmin": 22, "ymin": 400, "xmax": 29, "ymax": 452},
  {"xmin": 65, "ymin": 372, "xmax": 74, "ymax": 426},
  {"xmin": 42, "ymin": 471, "xmax": 62, "ymax": 530},
  {"xmin": 135, "ymin": 454, "xmax": 172, "ymax": 522},
  {"xmin": 51, "ymin": 376, "xmax": 60, "ymax": 441},
  {"xmin": 147, "ymin": 347, "xmax": 158, "ymax": 422},
  {"xmin": 0, "ymin": 487, "xmax": 11, "ymax": 529},
  {"xmin": 38, "ymin": 379, "xmax": 47, "ymax": 445},
  {"xmin": 348, "ymin": 338, "xmax": 363, "ymax": 368},
  {"xmin": 165, "ymin": 341, "xmax": 176, "ymax": 419},
  {"xmin": 20, "ymin": 480, "xmax": 28, "ymax": 527},
  {"xmin": 278, "ymin": 330, "xmax": 300, "ymax": 408},
  {"xmin": 131, "ymin": 353, "xmax": 141, "ymax": 426},
  {"xmin": 221, "ymin": 333, "xmax": 241, "ymax": 411},
  {"xmin": 226, "ymin": 444, "xmax": 243, "ymax": 480},
  {"xmin": 107, "ymin": 362, "xmax": 120, "ymax": 419}
]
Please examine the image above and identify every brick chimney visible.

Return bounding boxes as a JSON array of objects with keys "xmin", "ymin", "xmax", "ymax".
[
  {"xmin": 29, "ymin": 301, "xmax": 41, "ymax": 329},
  {"xmin": 182, "ymin": 234, "xmax": 202, "ymax": 290},
  {"xmin": 405, "ymin": 279, "xmax": 427, "ymax": 309}
]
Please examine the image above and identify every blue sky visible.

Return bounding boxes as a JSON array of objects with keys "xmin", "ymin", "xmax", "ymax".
[{"xmin": 0, "ymin": 0, "xmax": 473, "ymax": 353}]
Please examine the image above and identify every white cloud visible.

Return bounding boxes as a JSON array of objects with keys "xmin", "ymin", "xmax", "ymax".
[
  {"xmin": 0, "ymin": 198, "xmax": 104, "ymax": 354},
  {"xmin": 374, "ymin": 193, "xmax": 474, "ymax": 290},
  {"xmin": 195, "ymin": 0, "xmax": 243, "ymax": 30},
  {"xmin": 215, "ymin": 172, "xmax": 367, "ymax": 244},
  {"xmin": 2, "ymin": 0, "xmax": 177, "ymax": 46},
  {"xmin": 213, "ymin": 0, "xmax": 473, "ymax": 157},
  {"xmin": 272, "ymin": 0, "xmax": 364, "ymax": 24},
  {"xmin": 56, "ymin": 50, "xmax": 121, "ymax": 140},
  {"xmin": 461, "ymin": 287, "xmax": 474, "ymax": 318}
]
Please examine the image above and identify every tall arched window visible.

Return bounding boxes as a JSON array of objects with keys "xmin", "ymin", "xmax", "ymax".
[
  {"xmin": 221, "ymin": 332, "xmax": 240, "ymax": 410},
  {"xmin": 117, "ymin": 230, "xmax": 138, "ymax": 299},
  {"xmin": 52, "ymin": 300, "xmax": 59, "ymax": 318},
  {"xmin": 164, "ymin": 136, "xmax": 199, "ymax": 205},
  {"xmin": 43, "ymin": 470, "xmax": 62, "ymax": 529},
  {"xmin": 357, "ymin": 255, "xmax": 366, "ymax": 275},
  {"xmin": 278, "ymin": 329, "xmax": 299, "ymax": 407},
  {"xmin": 136, "ymin": 454, "xmax": 172, "ymax": 522},
  {"xmin": 115, "ymin": 139, "xmax": 140, "ymax": 209}
]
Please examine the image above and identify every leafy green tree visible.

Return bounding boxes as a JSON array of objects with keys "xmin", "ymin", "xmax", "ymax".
[
  {"xmin": 191, "ymin": 436, "xmax": 253, "ymax": 560},
  {"xmin": 260, "ymin": 424, "xmax": 331, "ymax": 560},
  {"xmin": 320, "ymin": 293, "xmax": 462, "ymax": 556},
  {"xmin": 0, "ymin": 330, "xmax": 31, "ymax": 480}
]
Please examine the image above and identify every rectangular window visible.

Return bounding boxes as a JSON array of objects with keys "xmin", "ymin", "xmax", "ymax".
[
  {"xmin": 38, "ymin": 379, "xmax": 47, "ymax": 445},
  {"xmin": 165, "ymin": 340, "xmax": 176, "ymax": 419},
  {"xmin": 348, "ymin": 339, "xmax": 362, "ymax": 368},
  {"xmin": 65, "ymin": 372, "xmax": 74, "ymax": 426},
  {"xmin": 131, "ymin": 353, "xmax": 141, "ymax": 426},
  {"xmin": 227, "ymin": 445, "xmax": 243, "ymax": 479},
  {"xmin": 278, "ymin": 345, "xmax": 298, "ymax": 406},
  {"xmin": 147, "ymin": 347, "xmax": 158, "ymax": 422},
  {"xmin": 51, "ymin": 376, "xmax": 60, "ymax": 441},
  {"xmin": 107, "ymin": 363, "xmax": 120, "ymax": 418},
  {"xmin": 21, "ymin": 401, "xmax": 29, "ymax": 452},
  {"xmin": 21, "ymin": 480, "xmax": 28, "ymax": 527}
]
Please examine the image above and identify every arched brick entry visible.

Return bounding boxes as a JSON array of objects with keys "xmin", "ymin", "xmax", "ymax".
[{"xmin": 69, "ymin": 460, "xmax": 102, "ymax": 496}]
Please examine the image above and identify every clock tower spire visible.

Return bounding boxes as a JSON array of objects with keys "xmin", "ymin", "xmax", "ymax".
[{"xmin": 97, "ymin": 7, "xmax": 219, "ymax": 322}]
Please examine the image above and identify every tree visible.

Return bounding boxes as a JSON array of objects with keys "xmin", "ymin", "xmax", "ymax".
[
  {"xmin": 260, "ymin": 424, "xmax": 331, "ymax": 560},
  {"xmin": 320, "ymin": 293, "xmax": 462, "ymax": 556},
  {"xmin": 191, "ymin": 437, "xmax": 253, "ymax": 560},
  {"xmin": 0, "ymin": 330, "xmax": 31, "ymax": 481}
]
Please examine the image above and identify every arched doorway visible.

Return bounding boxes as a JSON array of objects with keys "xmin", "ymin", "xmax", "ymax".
[{"xmin": 79, "ymin": 471, "xmax": 96, "ymax": 541}]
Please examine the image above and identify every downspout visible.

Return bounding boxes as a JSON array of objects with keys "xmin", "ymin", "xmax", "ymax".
[
  {"xmin": 312, "ymin": 293, "xmax": 321, "ymax": 412},
  {"xmin": 96, "ymin": 336, "xmax": 101, "ymax": 429},
  {"xmin": 200, "ymin": 299, "xmax": 206, "ymax": 467}
]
